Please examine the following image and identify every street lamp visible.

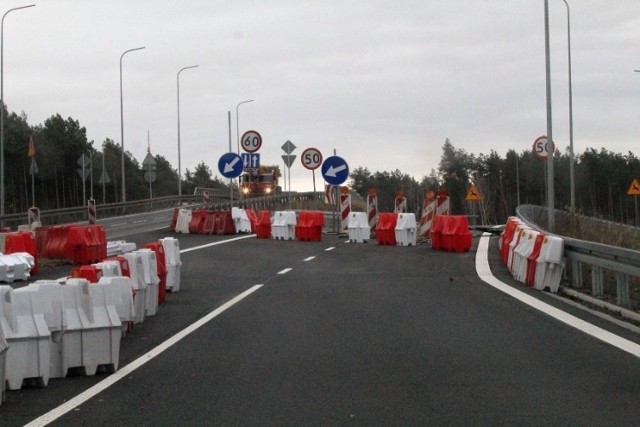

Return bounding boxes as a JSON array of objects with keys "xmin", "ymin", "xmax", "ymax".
[
  {"xmin": 1, "ymin": 4, "xmax": 35, "ymax": 216},
  {"xmin": 562, "ymin": 0, "xmax": 575, "ymax": 210},
  {"xmin": 176, "ymin": 64, "xmax": 199, "ymax": 196},
  {"xmin": 119, "ymin": 46, "xmax": 145, "ymax": 203},
  {"xmin": 236, "ymin": 99, "xmax": 254, "ymax": 153}
]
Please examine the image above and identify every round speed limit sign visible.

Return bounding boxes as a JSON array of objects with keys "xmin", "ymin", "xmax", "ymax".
[
  {"xmin": 301, "ymin": 147, "xmax": 323, "ymax": 170},
  {"xmin": 532, "ymin": 135, "xmax": 555, "ymax": 159},
  {"xmin": 241, "ymin": 130, "xmax": 262, "ymax": 153}
]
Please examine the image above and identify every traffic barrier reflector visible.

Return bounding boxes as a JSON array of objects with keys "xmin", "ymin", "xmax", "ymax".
[
  {"xmin": 0, "ymin": 285, "xmax": 51, "ymax": 389},
  {"xmin": 255, "ymin": 210, "xmax": 272, "ymax": 239},
  {"xmin": 395, "ymin": 213, "xmax": 417, "ymax": 246},
  {"xmin": 348, "ymin": 212, "xmax": 370, "ymax": 243},
  {"xmin": 375, "ymin": 213, "xmax": 398, "ymax": 245}
]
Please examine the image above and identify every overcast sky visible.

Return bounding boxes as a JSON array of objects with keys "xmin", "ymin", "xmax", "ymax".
[{"xmin": 3, "ymin": 0, "xmax": 640, "ymax": 191}]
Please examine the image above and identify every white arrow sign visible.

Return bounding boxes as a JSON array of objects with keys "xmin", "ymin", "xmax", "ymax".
[
  {"xmin": 224, "ymin": 156, "xmax": 241, "ymax": 174},
  {"xmin": 325, "ymin": 164, "xmax": 347, "ymax": 177}
]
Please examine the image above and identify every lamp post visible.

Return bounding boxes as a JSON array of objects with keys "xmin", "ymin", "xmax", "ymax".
[
  {"xmin": 176, "ymin": 64, "xmax": 199, "ymax": 196},
  {"xmin": 119, "ymin": 46, "xmax": 145, "ymax": 203},
  {"xmin": 235, "ymin": 99, "xmax": 254, "ymax": 153},
  {"xmin": 544, "ymin": 0, "xmax": 555, "ymax": 232},
  {"xmin": 562, "ymin": 0, "xmax": 575, "ymax": 210},
  {"xmin": 1, "ymin": 4, "xmax": 35, "ymax": 216}
]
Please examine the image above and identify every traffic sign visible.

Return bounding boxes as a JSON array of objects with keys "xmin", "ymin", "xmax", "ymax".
[
  {"xmin": 301, "ymin": 147, "xmax": 323, "ymax": 170},
  {"xmin": 628, "ymin": 178, "xmax": 640, "ymax": 196},
  {"xmin": 282, "ymin": 154, "xmax": 296, "ymax": 168},
  {"xmin": 321, "ymin": 155, "xmax": 349, "ymax": 185},
  {"xmin": 218, "ymin": 152, "xmax": 244, "ymax": 178},
  {"xmin": 532, "ymin": 135, "xmax": 555, "ymax": 159},
  {"xmin": 241, "ymin": 130, "xmax": 262, "ymax": 153},
  {"xmin": 465, "ymin": 185, "xmax": 481, "ymax": 201},
  {"xmin": 281, "ymin": 140, "xmax": 296, "ymax": 155},
  {"xmin": 242, "ymin": 153, "xmax": 260, "ymax": 169}
]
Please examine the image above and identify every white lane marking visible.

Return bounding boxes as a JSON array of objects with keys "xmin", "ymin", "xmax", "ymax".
[
  {"xmin": 180, "ymin": 234, "xmax": 255, "ymax": 253},
  {"xmin": 325, "ymin": 247, "xmax": 336, "ymax": 251},
  {"xmin": 278, "ymin": 268, "xmax": 293, "ymax": 275},
  {"xmin": 304, "ymin": 256, "xmax": 316, "ymax": 262},
  {"xmin": 24, "ymin": 284, "xmax": 264, "ymax": 427},
  {"xmin": 476, "ymin": 233, "xmax": 640, "ymax": 359}
]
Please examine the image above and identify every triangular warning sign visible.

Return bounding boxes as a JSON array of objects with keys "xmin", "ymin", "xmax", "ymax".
[
  {"xmin": 465, "ymin": 185, "xmax": 481, "ymax": 201},
  {"xmin": 628, "ymin": 178, "xmax": 640, "ymax": 196}
]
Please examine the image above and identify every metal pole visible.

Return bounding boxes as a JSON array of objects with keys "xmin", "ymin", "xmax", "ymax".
[
  {"xmin": 562, "ymin": 0, "xmax": 575, "ymax": 210},
  {"xmin": 102, "ymin": 149, "xmax": 106, "ymax": 205},
  {"xmin": 177, "ymin": 64, "xmax": 198, "ymax": 196},
  {"xmin": 1, "ymin": 4, "xmax": 35, "ymax": 217},
  {"xmin": 515, "ymin": 152, "xmax": 520, "ymax": 207},
  {"xmin": 228, "ymin": 111, "xmax": 233, "ymax": 205},
  {"xmin": 119, "ymin": 46, "xmax": 145, "ymax": 203},
  {"xmin": 544, "ymin": 0, "xmax": 555, "ymax": 232},
  {"xmin": 235, "ymin": 100, "xmax": 254, "ymax": 154}
]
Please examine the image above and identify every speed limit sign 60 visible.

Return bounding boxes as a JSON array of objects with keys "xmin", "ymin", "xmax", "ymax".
[
  {"xmin": 532, "ymin": 135, "xmax": 555, "ymax": 159},
  {"xmin": 241, "ymin": 130, "xmax": 262, "ymax": 153},
  {"xmin": 301, "ymin": 147, "xmax": 323, "ymax": 170}
]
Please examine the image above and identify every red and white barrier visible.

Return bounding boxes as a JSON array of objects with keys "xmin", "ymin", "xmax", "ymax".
[
  {"xmin": 418, "ymin": 198, "xmax": 436, "ymax": 238},
  {"xmin": 340, "ymin": 193, "xmax": 351, "ymax": 232},
  {"xmin": 367, "ymin": 191, "xmax": 378, "ymax": 230}
]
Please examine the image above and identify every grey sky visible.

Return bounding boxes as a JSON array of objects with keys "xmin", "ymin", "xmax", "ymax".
[{"xmin": 3, "ymin": 0, "xmax": 640, "ymax": 191}]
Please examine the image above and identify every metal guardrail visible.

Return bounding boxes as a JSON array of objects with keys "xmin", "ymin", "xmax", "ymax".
[{"xmin": 517, "ymin": 205, "xmax": 640, "ymax": 308}]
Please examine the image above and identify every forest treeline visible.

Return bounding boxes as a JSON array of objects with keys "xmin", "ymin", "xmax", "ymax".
[{"xmin": 3, "ymin": 106, "xmax": 639, "ymax": 225}]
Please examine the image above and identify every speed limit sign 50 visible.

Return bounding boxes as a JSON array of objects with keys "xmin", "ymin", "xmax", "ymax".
[
  {"xmin": 241, "ymin": 130, "xmax": 262, "ymax": 153},
  {"xmin": 301, "ymin": 147, "xmax": 323, "ymax": 170},
  {"xmin": 532, "ymin": 135, "xmax": 555, "ymax": 159}
]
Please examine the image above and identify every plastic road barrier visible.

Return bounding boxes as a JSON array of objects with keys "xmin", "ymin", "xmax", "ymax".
[
  {"xmin": 0, "ymin": 326, "xmax": 7, "ymax": 404},
  {"xmin": 348, "ymin": 212, "xmax": 370, "ymax": 243},
  {"xmin": 232, "ymin": 207, "xmax": 253, "ymax": 233},
  {"xmin": 295, "ymin": 211, "xmax": 324, "ymax": 241},
  {"xmin": 272, "ymin": 211, "xmax": 297, "ymax": 240},
  {"xmin": 395, "ymin": 213, "xmax": 417, "ymax": 246},
  {"xmin": 375, "ymin": 213, "xmax": 398, "ymax": 245},
  {"xmin": 160, "ymin": 237, "xmax": 182, "ymax": 292},
  {"xmin": 255, "ymin": 210, "xmax": 272, "ymax": 239},
  {"xmin": 142, "ymin": 242, "xmax": 168, "ymax": 304},
  {"xmin": 175, "ymin": 209, "xmax": 192, "ymax": 233}
]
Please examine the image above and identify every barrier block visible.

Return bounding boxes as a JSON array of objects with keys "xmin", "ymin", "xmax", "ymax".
[
  {"xmin": 255, "ymin": 210, "xmax": 272, "ymax": 239},
  {"xmin": 511, "ymin": 229, "xmax": 539, "ymax": 284},
  {"xmin": 137, "ymin": 249, "xmax": 160, "ymax": 316},
  {"xmin": 142, "ymin": 242, "xmax": 168, "ymax": 304},
  {"xmin": 375, "ymin": 213, "xmax": 398, "ymax": 245},
  {"xmin": 535, "ymin": 236, "xmax": 565, "ymax": 293},
  {"xmin": 348, "ymin": 212, "xmax": 370, "ymax": 243},
  {"xmin": 0, "ymin": 285, "xmax": 51, "ymax": 389},
  {"xmin": 93, "ymin": 260, "xmax": 123, "ymax": 277},
  {"xmin": 5, "ymin": 231, "xmax": 38, "ymax": 274},
  {"xmin": 215, "ymin": 210, "xmax": 236, "ymax": 235},
  {"xmin": 71, "ymin": 265, "xmax": 103, "ymax": 283},
  {"xmin": 507, "ymin": 224, "xmax": 530, "ymax": 274},
  {"xmin": 395, "ymin": 213, "xmax": 417, "ymax": 246},
  {"xmin": 272, "ymin": 211, "xmax": 297, "ymax": 240},
  {"xmin": 431, "ymin": 215, "xmax": 448, "ymax": 251},
  {"xmin": 441, "ymin": 215, "xmax": 472, "ymax": 252},
  {"xmin": 245, "ymin": 208, "xmax": 257, "ymax": 233},
  {"xmin": 232, "ymin": 207, "xmax": 252, "ymax": 234},
  {"xmin": 500, "ymin": 217, "xmax": 521, "ymax": 264},
  {"xmin": 0, "ymin": 327, "xmax": 7, "ymax": 404},
  {"xmin": 175, "ymin": 209, "xmax": 192, "ymax": 234},
  {"xmin": 525, "ymin": 232, "xmax": 546, "ymax": 287},
  {"xmin": 0, "ymin": 254, "xmax": 31, "ymax": 283},
  {"xmin": 202, "ymin": 211, "xmax": 217, "ymax": 234},
  {"xmin": 295, "ymin": 211, "xmax": 324, "ymax": 241},
  {"xmin": 106, "ymin": 240, "xmax": 137, "ymax": 257},
  {"xmin": 97, "ymin": 276, "xmax": 136, "ymax": 335},
  {"xmin": 170, "ymin": 208, "xmax": 180, "ymax": 232},
  {"xmin": 66, "ymin": 225, "xmax": 107, "ymax": 265},
  {"xmin": 189, "ymin": 209, "xmax": 208, "ymax": 234},
  {"xmin": 160, "ymin": 237, "xmax": 182, "ymax": 292},
  {"xmin": 123, "ymin": 253, "xmax": 148, "ymax": 324}
]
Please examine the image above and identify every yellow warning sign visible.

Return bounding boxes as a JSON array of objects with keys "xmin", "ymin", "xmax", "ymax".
[
  {"xmin": 465, "ymin": 185, "xmax": 481, "ymax": 201},
  {"xmin": 628, "ymin": 178, "xmax": 640, "ymax": 196}
]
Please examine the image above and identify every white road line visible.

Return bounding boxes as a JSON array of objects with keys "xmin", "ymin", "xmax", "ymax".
[
  {"xmin": 476, "ymin": 233, "xmax": 640, "ymax": 359},
  {"xmin": 278, "ymin": 268, "xmax": 293, "ymax": 275},
  {"xmin": 24, "ymin": 284, "xmax": 263, "ymax": 427},
  {"xmin": 180, "ymin": 234, "xmax": 255, "ymax": 253},
  {"xmin": 325, "ymin": 246, "xmax": 336, "ymax": 251},
  {"xmin": 304, "ymin": 256, "xmax": 316, "ymax": 262}
]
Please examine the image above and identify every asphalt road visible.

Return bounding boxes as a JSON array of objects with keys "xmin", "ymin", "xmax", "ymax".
[{"xmin": 3, "ymin": 222, "xmax": 640, "ymax": 425}]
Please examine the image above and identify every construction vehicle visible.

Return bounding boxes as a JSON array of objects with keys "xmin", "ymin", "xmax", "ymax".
[{"xmin": 240, "ymin": 165, "xmax": 281, "ymax": 197}]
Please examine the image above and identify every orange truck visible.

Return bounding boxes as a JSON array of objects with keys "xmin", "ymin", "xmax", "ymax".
[{"xmin": 240, "ymin": 165, "xmax": 281, "ymax": 197}]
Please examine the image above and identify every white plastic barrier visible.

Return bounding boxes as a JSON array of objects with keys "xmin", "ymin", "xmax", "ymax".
[
  {"xmin": 0, "ymin": 327, "xmax": 7, "ymax": 404},
  {"xmin": 106, "ymin": 241, "xmax": 137, "ymax": 257},
  {"xmin": 348, "ymin": 212, "xmax": 370, "ymax": 243},
  {"xmin": 507, "ymin": 223, "xmax": 530, "ymax": 274},
  {"xmin": 61, "ymin": 279, "xmax": 121, "ymax": 375},
  {"xmin": 175, "ymin": 209, "xmax": 192, "ymax": 234},
  {"xmin": 123, "ymin": 252, "xmax": 148, "ymax": 324},
  {"xmin": 97, "ymin": 276, "xmax": 136, "ymax": 335},
  {"xmin": 511, "ymin": 229, "xmax": 540, "ymax": 284},
  {"xmin": 0, "ymin": 254, "xmax": 31, "ymax": 283},
  {"xmin": 93, "ymin": 260, "xmax": 123, "ymax": 277},
  {"xmin": 272, "ymin": 211, "xmax": 297, "ymax": 240},
  {"xmin": 0, "ymin": 285, "xmax": 51, "ymax": 390},
  {"xmin": 534, "ymin": 236, "xmax": 565, "ymax": 293},
  {"xmin": 137, "ymin": 249, "xmax": 160, "ymax": 317},
  {"xmin": 161, "ymin": 237, "xmax": 182, "ymax": 292},
  {"xmin": 232, "ymin": 207, "xmax": 252, "ymax": 234},
  {"xmin": 395, "ymin": 213, "xmax": 417, "ymax": 246}
]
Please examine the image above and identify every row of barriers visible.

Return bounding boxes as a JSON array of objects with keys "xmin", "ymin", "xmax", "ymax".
[
  {"xmin": 0, "ymin": 236, "xmax": 182, "ymax": 403},
  {"xmin": 500, "ymin": 216, "xmax": 565, "ymax": 292}
]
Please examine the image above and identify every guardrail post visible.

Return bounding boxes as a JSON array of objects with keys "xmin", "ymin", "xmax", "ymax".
[
  {"xmin": 571, "ymin": 259, "xmax": 582, "ymax": 288},
  {"xmin": 591, "ymin": 265, "xmax": 604, "ymax": 297},
  {"xmin": 616, "ymin": 272, "xmax": 630, "ymax": 308}
]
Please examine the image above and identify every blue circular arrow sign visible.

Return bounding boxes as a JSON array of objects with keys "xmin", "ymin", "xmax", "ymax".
[
  {"xmin": 218, "ymin": 152, "xmax": 244, "ymax": 178},
  {"xmin": 321, "ymin": 155, "xmax": 349, "ymax": 185}
]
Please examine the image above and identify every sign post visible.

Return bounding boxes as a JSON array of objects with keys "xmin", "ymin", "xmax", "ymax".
[{"xmin": 281, "ymin": 140, "xmax": 297, "ymax": 210}]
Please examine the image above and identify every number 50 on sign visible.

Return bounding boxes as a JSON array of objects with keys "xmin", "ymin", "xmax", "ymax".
[{"xmin": 532, "ymin": 135, "xmax": 556, "ymax": 159}]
